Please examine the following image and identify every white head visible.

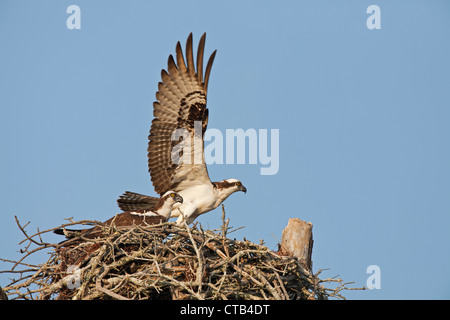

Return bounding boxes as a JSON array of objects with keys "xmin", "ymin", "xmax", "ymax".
[
  {"xmin": 213, "ymin": 178, "xmax": 247, "ymax": 202},
  {"xmin": 154, "ymin": 191, "xmax": 183, "ymax": 219},
  {"xmin": 162, "ymin": 190, "xmax": 184, "ymax": 203}
]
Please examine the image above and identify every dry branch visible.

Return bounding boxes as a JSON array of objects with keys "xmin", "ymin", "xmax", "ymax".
[{"xmin": 0, "ymin": 213, "xmax": 363, "ymax": 300}]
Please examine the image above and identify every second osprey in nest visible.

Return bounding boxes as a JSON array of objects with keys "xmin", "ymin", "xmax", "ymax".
[{"xmin": 118, "ymin": 33, "xmax": 246, "ymax": 224}]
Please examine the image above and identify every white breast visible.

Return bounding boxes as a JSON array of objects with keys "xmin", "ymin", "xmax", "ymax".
[{"xmin": 170, "ymin": 183, "xmax": 218, "ymax": 218}]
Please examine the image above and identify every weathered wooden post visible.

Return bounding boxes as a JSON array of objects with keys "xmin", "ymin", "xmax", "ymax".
[{"xmin": 280, "ymin": 218, "xmax": 314, "ymax": 271}]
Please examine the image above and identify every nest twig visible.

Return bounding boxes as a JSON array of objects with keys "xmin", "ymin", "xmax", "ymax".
[{"xmin": 0, "ymin": 211, "xmax": 363, "ymax": 300}]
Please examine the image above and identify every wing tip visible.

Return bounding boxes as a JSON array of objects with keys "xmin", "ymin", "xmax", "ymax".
[{"xmin": 204, "ymin": 49, "xmax": 217, "ymax": 93}]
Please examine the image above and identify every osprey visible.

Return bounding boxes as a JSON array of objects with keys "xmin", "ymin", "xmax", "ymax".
[
  {"xmin": 55, "ymin": 191, "xmax": 183, "ymax": 243},
  {"xmin": 118, "ymin": 33, "xmax": 246, "ymax": 224}
]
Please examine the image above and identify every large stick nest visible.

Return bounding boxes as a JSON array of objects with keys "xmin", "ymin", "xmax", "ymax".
[{"xmin": 0, "ymin": 211, "xmax": 360, "ymax": 300}]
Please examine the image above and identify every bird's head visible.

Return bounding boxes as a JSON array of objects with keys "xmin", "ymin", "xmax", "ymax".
[
  {"xmin": 216, "ymin": 178, "xmax": 247, "ymax": 194},
  {"xmin": 162, "ymin": 191, "xmax": 184, "ymax": 204}
]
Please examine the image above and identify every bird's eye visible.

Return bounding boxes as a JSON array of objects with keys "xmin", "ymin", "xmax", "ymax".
[
  {"xmin": 236, "ymin": 182, "xmax": 241, "ymax": 187},
  {"xmin": 170, "ymin": 193, "xmax": 175, "ymax": 197}
]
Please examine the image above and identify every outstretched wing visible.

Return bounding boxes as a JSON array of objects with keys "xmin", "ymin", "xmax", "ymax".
[
  {"xmin": 117, "ymin": 191, "xmax": 160, "ymax": 212},
  {"xmin": 148, "ymin": 33, "xmax": 217, "ymax": 195}
]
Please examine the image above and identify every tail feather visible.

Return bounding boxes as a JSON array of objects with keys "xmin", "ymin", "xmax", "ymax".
[
  {"xmin": 117, "ymin": 191, "xmax": 159, "ymax": 212},
  {"xmin": 54, "ymin": 226, "xmax": 104, "ymax": 247},
  {"xmin": 53, "ymin": 228, "xmax": 84, "ymax": 238}
]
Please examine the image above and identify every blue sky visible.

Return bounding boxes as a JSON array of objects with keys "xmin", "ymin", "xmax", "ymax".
[{"xmin": 1, "ymin": 1, "xmax": 449, "ymax": 299}]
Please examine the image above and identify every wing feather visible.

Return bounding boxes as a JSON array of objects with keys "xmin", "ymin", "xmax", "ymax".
[
  {"xmin": 175, "ymin": 42, "xmax": 190, "ymax": 93},
  {"xmin": 204, "ymin": 49, "xmax": 217, "ymax": 94},
  {"xmin": 196, "ymin": 33, "xmax": 206, "ymax": 83},
  {"xmin": 148, "ymin": 33, "xmax": 216, "ymax": 195}
]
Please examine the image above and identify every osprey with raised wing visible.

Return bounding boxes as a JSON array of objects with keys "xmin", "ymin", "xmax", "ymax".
[{"xmin": 118, "ymin": 33, "xmax": 246, "ymax": 224}]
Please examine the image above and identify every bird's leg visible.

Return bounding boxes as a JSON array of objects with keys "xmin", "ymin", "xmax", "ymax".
[{"xmin": 175, "ymin": 203, "xmax": 196, "ymax": 225}]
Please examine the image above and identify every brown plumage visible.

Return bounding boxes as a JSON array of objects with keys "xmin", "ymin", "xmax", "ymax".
[
  {"xmin": 117, "ymin": 191, "xmax": 159, "ymax": 212},
  {"xmin": 55, "ymin": 192, "xmax": 183, "ymax": 244}
]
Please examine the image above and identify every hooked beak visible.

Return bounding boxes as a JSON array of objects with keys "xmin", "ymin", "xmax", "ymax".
[
  {"xmin": 175, "ymin": 194, "xmax": 183, "ymax": 203},
  {"xmin": 239, "ymin": 185, "xmax": 247, "ymax": 194}
]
